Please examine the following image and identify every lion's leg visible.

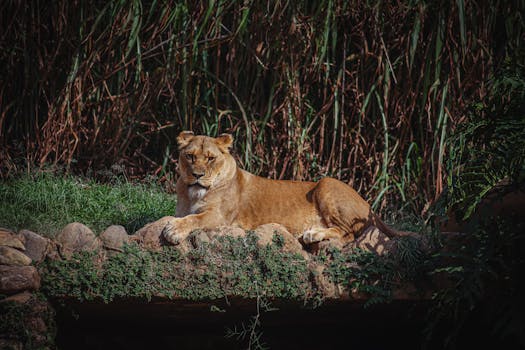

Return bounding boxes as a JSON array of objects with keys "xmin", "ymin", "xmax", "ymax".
[
  {"xmin": 162, "ymin": 211, "xmax": 226, "ymax": 245},
  {"xmin": 302, "ymin": 227, "xmax": 348, "ymax": 244},
  {"xmin": 311, "ymin": 178, "xmax": 373, "ymax": 241}
]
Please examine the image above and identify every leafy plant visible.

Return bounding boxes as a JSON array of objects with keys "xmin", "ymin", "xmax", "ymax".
[
  {"xmin": 442, "ymin": 57, "xmax": 525, "ymax": 221},
  {"xmin": 322, "ymin": 247, "xmax": 396, "ymax": 307},
  {"xmin": 425, "ymin": 52, "xmax": 525, "ymax": 348},
  {"xmin": 41, "ymin": 232, "xmax": 310, "ymax": 303}
]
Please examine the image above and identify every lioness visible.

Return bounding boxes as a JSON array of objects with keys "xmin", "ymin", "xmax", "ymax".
[{"xmin": 161, "ymin": 131, "xmax": 406, "ymax": 245}]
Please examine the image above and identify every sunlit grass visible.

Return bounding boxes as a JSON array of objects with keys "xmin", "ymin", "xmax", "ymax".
[{"xmin": 0, "ymin": 173, "xmax": 176, "ymax": 237}]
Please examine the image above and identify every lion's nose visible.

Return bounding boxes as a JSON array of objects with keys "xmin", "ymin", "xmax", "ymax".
[{"xmin": 193, "ymin": 172, "xmax": 204, "ymax": 179}]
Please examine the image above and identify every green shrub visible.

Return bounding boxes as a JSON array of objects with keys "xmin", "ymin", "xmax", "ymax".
[
  {"xmin": 41, "ymin": 233, "xmax": 310, "ymax": 303},
  {"xmin": 426, "ymin": 54, "xmax": 525, "ymax": 348}
]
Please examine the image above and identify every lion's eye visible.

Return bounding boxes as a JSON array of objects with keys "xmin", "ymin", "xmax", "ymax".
[
  {"xmin": 185, "ymin": 154, "xmax": 194, "ymax": 162},
  {"xmin": 207, "ymin": 156, "xmax": 216, "ymax": 162}
]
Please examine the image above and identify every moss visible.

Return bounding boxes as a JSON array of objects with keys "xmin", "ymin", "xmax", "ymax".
[
  {"xmin": 40, "ymin": 232, "xmax": 310, "ymax": 303},
  {"xmin": 318, "ymin": 247, "xmax": 394, "ymax": 305},
  {"xmin": 0, "ymin": 295, "xmax": 56, "ymax": 349},
  {"xmin": 39, "ymin": 228, "xmax": 435, "ymax": 310},
  {"xmin": 41, "ymin": 244, "xmax": 180, "ymax": 302},
  {"xmin": 317, "ymin": 234, "xmax": 434, "ymax": 306}
]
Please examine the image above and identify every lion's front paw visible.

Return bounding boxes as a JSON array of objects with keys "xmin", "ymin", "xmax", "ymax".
[{"xmin": 162, "ymin": 219, "xmax": 189, "ymax": 245}]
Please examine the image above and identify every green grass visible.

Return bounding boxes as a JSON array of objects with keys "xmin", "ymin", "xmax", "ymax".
[{"xmin": 0, "ymin": 173, "xmax": 177, "ymax": 237}]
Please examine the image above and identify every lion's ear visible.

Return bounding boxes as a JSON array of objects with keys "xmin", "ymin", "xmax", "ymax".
[
  {"xmin": 215, "ymin": 133, "xmax": 234, "ymax": 152},
  {"xmin": 177, "ymin": 131, "xmax": 194, "ymax": 149}
]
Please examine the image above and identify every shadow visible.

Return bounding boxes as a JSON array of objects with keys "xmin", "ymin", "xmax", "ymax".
[
  {"xmin": 124, "ymin": 215, "xmax": 158, "ymax": 234},
  {"xmin": 54, "ymin": 298, "xmax": 431, "ymax": 350}
]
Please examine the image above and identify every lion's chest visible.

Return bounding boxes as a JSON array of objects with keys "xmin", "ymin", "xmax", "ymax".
[{"xmin": 187, "ymin": 186, "xmax": 207, "ymax": 214}]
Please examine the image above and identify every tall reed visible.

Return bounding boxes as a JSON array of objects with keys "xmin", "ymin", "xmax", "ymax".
[{"xmin": 1, "ymin": 0, "xmax": 523, "ymax": 214}]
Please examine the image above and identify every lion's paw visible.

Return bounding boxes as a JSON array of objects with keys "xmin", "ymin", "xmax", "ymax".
[{"xmin": 162, "ymin": 219, "xmax": 189, "ymax": 245}]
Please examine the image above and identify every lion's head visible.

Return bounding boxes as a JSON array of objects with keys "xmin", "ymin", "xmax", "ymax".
[{"xmin": 176, "ymin": 131, "xmax": 237, "ymax": 191}]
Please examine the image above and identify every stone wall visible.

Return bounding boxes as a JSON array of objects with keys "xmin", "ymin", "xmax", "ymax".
[{"xmin": 0, "ymin": 222, "xmax": 431, "ymax": 349}]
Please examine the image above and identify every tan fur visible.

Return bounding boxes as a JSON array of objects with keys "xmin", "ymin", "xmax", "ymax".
[{"xmin": 160, "ymin": 132, "xmax": 404, "ymax": 245}]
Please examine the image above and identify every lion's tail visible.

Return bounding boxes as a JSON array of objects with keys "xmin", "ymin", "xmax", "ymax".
[{"xmin": 370, "ymin": 214, "xmax": 419, "ymax": 239}]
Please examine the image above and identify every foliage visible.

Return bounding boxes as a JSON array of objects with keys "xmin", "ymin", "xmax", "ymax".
[
  {"xmin": 42, "ymin": 244, "xmax": 182, "ymax": 303},
  {"xmin": 225, "ymin": 285, "xmax": 273, "ymax": 350},
  {"xmin": 2, "ymin": 1, "xmax": 523, "ymax": 214},
  {"xmin": 324, "ymin": 247, "xmax": 395, "ymax": 306},
  {"xmin": 442, "ymin": 57, "xmax": 525, "ymax": 221},
  {"xmin": 0, "ymin": 172, "xmax": 177, "ymax": 236},
  {"xmin": 41, "ymin": 233, "xmax": 310, "ymax": 303},
  {"xmin": 425, "ymin": 214, "xmax": 525, "ymax": 348},
  {"xmin": 41, "ymin": 230, "xmax": 431, "ymax": 307},
  {"xmin": 425, "ymin": 52, "xmax": 525, "ymax": 348},
  {"xmin": 0, "ymin": 295, "xmax": 56, "ymax": 349}
]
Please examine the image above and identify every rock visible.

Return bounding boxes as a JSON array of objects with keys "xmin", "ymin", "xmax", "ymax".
[
  {"xmin": 0, "ymin": 246, "xmax": 32, "ymax": 266},
  {"xmin": 308, "ymin": 261, "xmax": 341, "ymax": 299},
  {"xmin": 0, "ymin": 265, "xmax": 40, "ymax": 294},
  {"xmin": 391, "ymin": 283, "xmax": 421, "ymax": 300},
  {"xmin": 188, "ymin": 226, "xmax": 246, "ymax": 254},
  {"xmin": 44, "ymin": 241, "xmax": 61, "ymax": 261},
  {"xmin": 0, "ymin": 291, "xmax": 33, "ymax": 304},
  {"xmin": 26, "ymin": 316, "xmax": 47, "ymax": 333},
  {"xmin": 0, "ymin": 292, "xmax": 54, "ymax": 349},
  {"xmin": 350, "ymin": 225, "xmax": 392, "ymax": 256},
  {"xmin": 312, "ymin": 238, "xmax": 344, "ymax": 255},
  {"xmin": 55, "ymin": 222, "xmax": 101, "ymax": 259},
  {"xmin": 17, "ymin": 230, "xmax": 49, "ymax": 263},
  {"xmin": 192, "ymin": 226, "xmax": 246, "ymax": 247},
  {"xmin": 209, "ymin": 226, "xmax": 246, "ymax": 239},
  {"xmin": 100, "ymin": 225, "xmax": 129, "ymax": 253},
  {"xmin": 253, "ymin": 223, "xmax": 309, "ymax": 259},
  {"xmin": 190, "ymin": 230, "xmax": 212, "ymax": 248},
  {"xmin": 131, "ymin": 220, "xmax": 169, "ymax": 251},
  {"xmin": 0, "ymin": 229, "xmax": 25, "ymax": 251}
]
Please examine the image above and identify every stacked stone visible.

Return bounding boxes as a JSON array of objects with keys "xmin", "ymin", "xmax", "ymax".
[
  {"xmin": 0, "ymin": 222, "xmax": 132, "ymax": 298},
  {"xmin": 0, "ymin": 228, "xmax": 46, "ymax": 296},
  {"xmin": 0, "ymin": 220, "xmax": 402, "ymax": 348},
  {"xmin": 1, "ymin": 222, "xmax": 396, "ymax": 300},
  {"xmin": 0, "ymin": 223, "xmax": 130, "ymax": 349},
  {"xmin": 55, "ymin": 222, "xmax": 130, "ymax": 258},
  {"xmin": 0, "ymin": 227, "xmax": 52, "ymax": 349}
]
